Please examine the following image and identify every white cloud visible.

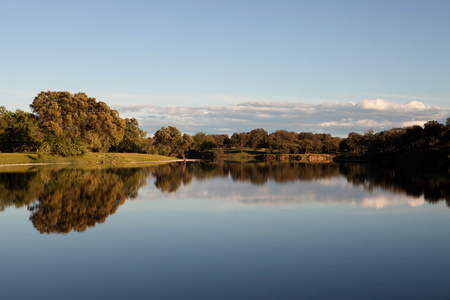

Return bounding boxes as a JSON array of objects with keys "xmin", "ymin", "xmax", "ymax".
[
  {"xmin": 112, "ymin": 98, "xmax": 447, "ymax": 136},
  {"xmin": 356, "ymin": 99, "xmax": 439, "ymax": 111},
  {"xmin": 357, "ymin": 98, "xmax": 394, "ymax": 110}
]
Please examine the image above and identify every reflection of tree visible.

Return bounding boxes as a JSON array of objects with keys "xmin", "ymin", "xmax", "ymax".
[
  {"xmin": 1, "ymin": 162, "xmax": 450, "ymax": 232},
  {"xmin": 151, "ymin": 162, "xmax": 342, "ymax": 192},
  {"xmin": 0, "ymin": 171, "xmax": 41, "ymax": 211},
  {"xmin": 339, "ymin": 163, "xmax": 450, "ymax": 206},
  {"xmin": 178, "ymin": 162, "xmax": 450, "ymax": 207},
  {"xmin": 27, "ymin": 168, "xmax": 150, "ymax": 234},
  {"xmin": 199, "ymin": 162, "xmax": 341, "ymax": 185},
  {"xmin": 152, "ymin": 163, "xmax": 193, "ymax": 193}
]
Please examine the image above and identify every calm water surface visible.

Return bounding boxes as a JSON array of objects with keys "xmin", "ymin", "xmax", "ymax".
[{"xmin": 0, "ymin": 162, "xmax": 449, "ymax": 300}]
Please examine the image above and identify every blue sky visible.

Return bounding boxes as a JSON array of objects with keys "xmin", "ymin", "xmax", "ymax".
[{"xmin": 1, "ymin": 0, "xmax": 449, "ymax": 136}]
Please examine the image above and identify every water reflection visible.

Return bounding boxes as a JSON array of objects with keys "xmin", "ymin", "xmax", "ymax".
[
  {"xmin": 0, "ymin": 167, "xmax": 151, "ymax": 234},
  {"xmin": 0, "ymin": 162, "xmax": 449, "ymax": 234},
  {"xmin": 152, "ymin": 162, "xmax": 449, "ymax": 206},
  {"xmin": 340, "ymin": 163, "xmax": 450, "ymax": 204},
  {"xmin": 152, "ymin": 163, "xmax": 193, "ymax": 192}
]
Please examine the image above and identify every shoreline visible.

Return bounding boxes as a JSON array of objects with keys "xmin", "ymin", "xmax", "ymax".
[{"xmin": 0, "ymin": 159, "xmax": 202, "ymax": 168}]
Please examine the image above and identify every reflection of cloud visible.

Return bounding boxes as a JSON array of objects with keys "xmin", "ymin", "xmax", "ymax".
[
  {"xmin": 113, "ymin": 98, "xmax": 446, "ymax": 137},
  {"xmin": 139, "ymin": 176, "xmax": 425, "ymax": 210},
  {"xmin": 359, "ymin": 195, "xmax": 424, "ymax": 209}
]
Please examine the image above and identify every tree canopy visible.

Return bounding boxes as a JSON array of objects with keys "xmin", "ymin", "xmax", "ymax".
[{"xmin": 30, "ymin": 91, "xmax": 126, "ymax": 152}]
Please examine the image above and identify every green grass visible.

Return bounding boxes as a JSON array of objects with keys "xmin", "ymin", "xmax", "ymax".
[
  {"xmin": 220, "ymin": 149, "xmax": 333, "ymax": 162},
  {"xmin": 0, "ymin": 152, "xmax": 177, "ymax": 166},
  {"xmin": 222, "ymin": 151, "xmax": 255, "ymax": 162}
]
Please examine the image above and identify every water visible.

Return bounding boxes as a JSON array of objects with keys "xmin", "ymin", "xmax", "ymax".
[{"xmin": 0, "ymin": 162, "xmax": 449, "ymax": 299}]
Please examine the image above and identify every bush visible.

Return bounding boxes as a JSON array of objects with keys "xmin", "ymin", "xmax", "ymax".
[{"xmin": 43, "ymin": 136, "xmax": 87, "ymax": 157}]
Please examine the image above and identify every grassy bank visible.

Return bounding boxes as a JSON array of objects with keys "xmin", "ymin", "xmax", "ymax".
[
  {"xmin": 0, "ymin": 152, "xmax": 177, "ymax": 166},
  {"xmin": 220, "ymin": 149, "xmax": 334, "ymax": 162}
]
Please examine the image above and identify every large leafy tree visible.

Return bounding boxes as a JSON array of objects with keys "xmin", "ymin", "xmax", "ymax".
[
  {"xmin": 30, "ymin": 91, "xmax": 126, "ymax": 152},
  {"xmin": 153, "ymin": 126, "xmax": 193, "ymax": 160}
]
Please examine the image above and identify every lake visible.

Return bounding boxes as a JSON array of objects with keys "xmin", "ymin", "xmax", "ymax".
[{"xmin": 0, "ymin": 162, "xmax": 449, "ymax": 299}]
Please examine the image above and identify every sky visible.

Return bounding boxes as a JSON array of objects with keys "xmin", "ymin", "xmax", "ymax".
[{"xmin": 1, "ymin": 0, "xmax": 449, "ymax": 137}]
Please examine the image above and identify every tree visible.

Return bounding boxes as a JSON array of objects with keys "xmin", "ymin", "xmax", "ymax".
[
  {"xmin": 340, "ymin": 132, "xmax": 364, "ymax": 154},
  {"xmin": 298, "ymin": 132, "xmax": 316, "ymax": 153},
  {"xmin": 443, "ymin": 118, "xmax": 450, "ymax": 146},
  {"xmin": 153, "ymin": 126, "xmax": 192, "ymax": 160},
  {"xmin": 402, "ymin": 126, "xmax": 424, "ymax": 150},
  {"xmin": 230, "ymin": 132, "xmax": 249, "ymax": 152},
  {"xmin": 192, "ymin": 132, "xmax": 215, "ymax": 154},
  {"xmin": 376, "ymin": 128, "xmax": 405, "ymax": 152},
  {"xmin": 249, "ymin": 128, "xmax": 268, "ymax": 150},
  {"xmin": 423, "ymin": 120, "xmax": 443, "ymax": 147},
  {"xmin": 210, "ymin": 134, "xmax": 230, "ymax": 148},
  {"xmin": 117, "ymin": 118, "xmax": 148, "ymax": 153},
  {"xmin": 30, "ymin": 91, "xmax": 126, "ymax": 152},
  {"xmin": 0, "ymin": 108, "xmax": 43, "ymax": 152},
  {"xmin": 268, "ymin": 130, "xmax": 299, "ymax": 154}
]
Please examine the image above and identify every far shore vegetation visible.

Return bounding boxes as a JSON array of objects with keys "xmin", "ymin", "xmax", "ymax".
[{"xmin": 1, "ymin": 91, "xmax": 449, "ymax": 165}]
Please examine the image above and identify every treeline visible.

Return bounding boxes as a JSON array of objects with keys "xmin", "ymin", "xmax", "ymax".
[
  {"xmin": 339, "ymin": 120, "xmax": 450, "ymax": 161},
  {"xmin": 150, "ymin": 127, "xmax": 343, "ymax": 159},
  {"xmin": 0, "ymin": 91, "xmax": 343, "ymax": 157},
  {"xmin": 0, "ymin": 91, "xmax": 449, "ymax": 160}
]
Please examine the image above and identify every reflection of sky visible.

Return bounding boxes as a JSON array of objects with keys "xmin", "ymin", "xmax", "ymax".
[
  {"xmin": 133, "ymin": 174, "xmax": 424, "ymax": 210},
  {"xmin": 1, "ymin": 169, "xmax": 449, "ymax": 300}
]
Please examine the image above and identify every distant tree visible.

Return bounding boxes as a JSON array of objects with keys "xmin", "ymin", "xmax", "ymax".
[
  {"xmin": 423, "ymin": 120, "xmax": 443, "ymax": 147},
  {"xmin": 117, "ymin": 118, "xmax": 148, "ymax": 153},
  {"xmin": 210, "ymin": 134, "xmax": 230, "ymax": 148},
  {"xmin": 191, "ymin": 132, "xmax": 215, "ymax": 157},
  {"xmin": 249, "ymin": 128, "xmax": 269, "ymax": 150},
  {"xmin": 443, "ymin": 118, "xmax": 450, "ymax": 146},
  {"xmin": 360, "ymin": 129, "xmax": 377, "ymax": 156},
  {"xmin": 376, "ymin": 128, "xmax": 405, "ymax": 152},
  {"xmin": 153, "ymin": 126, "xmax": 192, "ymax": 160},
  {"xmin": 230, "ymin": 132, "xmax": 249, "ymax": 152},
  {"xmin": 340, "ymin": 132, "xmax": 364, "ymax": 154},
  {"xmin": 268, "ymin": 130, "xmax": 299, "ymax": 154},
  {"xmin": 402, "ymin": 125, "xmax": 424, "ymax": 150},
  {"xmin": 314, "ymin": 134, "xmax": 341, "ymax": 153},
  {"xmin": 298, "ymin": 132, "xmax": 316, "ymax": 153},
  {"xmin": 177, "ymin": 134, "xmax": 194, "ymax": 161}
]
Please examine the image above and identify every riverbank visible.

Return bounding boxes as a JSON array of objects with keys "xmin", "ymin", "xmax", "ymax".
[{"xmin": 0, "ymin": 152, "xmax": 179, "ymax": 166}]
